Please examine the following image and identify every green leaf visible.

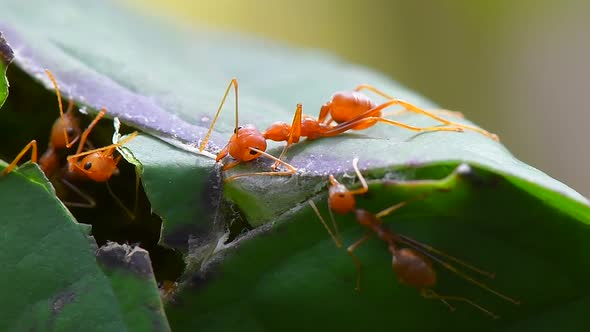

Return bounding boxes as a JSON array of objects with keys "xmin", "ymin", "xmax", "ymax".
[
  {"xmin": 0, "ymin": 31, "xmax": 13, "ymax": 108},
  {"xmin": 166, "ymin": 164, "xmax": 590, "ymax": 331},
  {"xmin": 1, "ymin": 0, "xmax": 589, "ymax": 331},
  {"xmin": 0, "ymin": 162, "xmax": 170, "ymax": 332},
  {"xmin": 122, "ymin": 134, "xmax": 221, "ymax": 252}
]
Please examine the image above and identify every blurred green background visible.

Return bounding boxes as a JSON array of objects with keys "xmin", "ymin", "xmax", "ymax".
[{"xmin": 130, "ymin": 0, "xmax": 590, "ymax": 197}]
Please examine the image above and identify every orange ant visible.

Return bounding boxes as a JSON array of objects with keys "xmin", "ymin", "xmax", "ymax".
[
  {"xmin": 1, "ymin": 70, "xmax": 139, "ymax": 216},
  {"xmin": 1, "ymin": 69, "xmax": 81, "ymax": 178},
  {"xmin": 318, "ymin": 85, "xmax": 498, "ymax": 140},
  {"xmin": 308, "ymin": 158, "xmax": 519, "ymax": 318},
  {"xmin": 60, "ymin": 108, "xmax": 139, "ymax": 216},
  {"xmin": 1, "ymin": 107, "xmax": 138, "ymax": 212},
  {"xmin": 198, "ymin": 79, "xmax": 464, "ymax": 181}
]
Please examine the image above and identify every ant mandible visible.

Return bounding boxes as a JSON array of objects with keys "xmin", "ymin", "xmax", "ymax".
[
  {"xmin": 318, "ymin": 84, "xmax": 499, "ymax": 141},
  {"xmin": 308, "ymin": 158, "xmax": 519, "ymax": 318},
  {"xmin": 198, "ymin": 79, "xmax": 464, "ymax": 181}
]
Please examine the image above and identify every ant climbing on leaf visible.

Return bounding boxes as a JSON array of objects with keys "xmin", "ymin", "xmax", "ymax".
[
  {"xmin": 198, "ymin": 79, "xmax": 465, "ymax": 181},
  {"xmin": 308, "ymin": 158, "xmax": 518, "ymax": 318},
  {"xmin": 0, "ymin": 69, "xmax": 139, "ymax": 218}
]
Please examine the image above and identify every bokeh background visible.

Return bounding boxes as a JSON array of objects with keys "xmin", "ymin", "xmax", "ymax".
[{"xmin": 130, "ymin": 0, "xmax": 590, "ymax": 197}]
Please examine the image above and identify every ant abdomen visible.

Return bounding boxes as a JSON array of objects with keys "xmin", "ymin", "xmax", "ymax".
[
  {"xmin": 327, "ymin": 91, "xmax": 378, "ymax": 128},
  {"xmin": 393, "ymin": 248, "xmax": 437, "ymax": 289}
]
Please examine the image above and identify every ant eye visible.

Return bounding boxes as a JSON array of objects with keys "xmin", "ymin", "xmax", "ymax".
[
  {"xmin": 66, "ymin": 127, "xmax": 76, "ymax": 137},
  {"xmin": 249, "ymin": 149, "xmax": 258, "ymax": 155},
  {"xmin": 84, "ymin": 162, "xmax": 92, "ymax": 170},
  {"xmin": 234, "ymin": 126, "xmax": 243, "ymax": 134}
]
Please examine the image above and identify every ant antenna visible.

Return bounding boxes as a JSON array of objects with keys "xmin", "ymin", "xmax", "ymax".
[
  {"xmin": 308, "ymin": 200, "xmax": 342, "ymax": 247},
  {"xmin": 45, "ymin": 69, "xmax": 79, "ymax": 148},
  {"xmin": 68, "ymin": 131, "xmax": 139, "ymax": 162},
  {"xmin": 199, "ymin": 78, "xmax": 239, "ymax": 152}
]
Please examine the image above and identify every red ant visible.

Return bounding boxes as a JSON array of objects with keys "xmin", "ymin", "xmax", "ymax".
[
  {"xmin": 198, "ymin": 79, "xmax": 464, "ymax": 181},
  {"xmin": 308, "ymin": 158, "xmax": 519, "ymax": 318},
  {"xmin": 318, "ymin": 84, "xmax": 499, "ymax": 141},
  {"xmin": 1, "ymin": 70, "xmax": 138, "ymax": 217}
]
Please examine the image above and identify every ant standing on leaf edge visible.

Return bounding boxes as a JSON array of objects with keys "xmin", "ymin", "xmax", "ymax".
[
  {"xmin": 308, "ymin": 158, "xmax": 519, "ymax": 319},
  {"xmin": 198, "ymin": 78, "xmax": 498, "ymax": 183}
]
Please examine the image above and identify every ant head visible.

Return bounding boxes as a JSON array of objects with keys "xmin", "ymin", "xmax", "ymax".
[
  {"xmin": 72, "ymin": 152, "xmax": 119, "ymax": 182},
  {"xmin": 393, "ymin": 248, "xmax": 436, "ymax": 289},
  {"xmin": 50, "ymin": 115, "xmax": 81, "ymax": 149},
  {"xmin": 328, "ymin": 175, "xmax": 356, "ymax": 214},
  {"xmin": 229, "ymin": 125, "xmax": 267, "ymax": 162}
]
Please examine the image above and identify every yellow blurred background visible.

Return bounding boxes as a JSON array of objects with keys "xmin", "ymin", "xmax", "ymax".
[{"xmin": 131, "ymin": 0, "xmax": 590, "ymax": 197}]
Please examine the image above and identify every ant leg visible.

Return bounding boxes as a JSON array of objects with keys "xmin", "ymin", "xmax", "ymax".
[
  {"xmin": 376, "ymin": 196, "xmax": 509, "ymax": 294},
  {"xmin": 222, "ymin": 160, "xmax": 241, "ymax": 171},
  {"xmin": 323, "ymin": 113, "xmax": 463, "ymax": 138},
  {"xmin": 199, "ymin": 78, "xmax": 239, "ymax": 152},
  {"xmin": 216, "ymin": 144, "xmax": 230, "ymax": 163},
  {"xmin": 1, "ymin": 140, "xmax": 38, "ymax": 176},
  {"xmin": 73, "ymin": 108, "xmax": 107, "ymax": 156},
  {"xmin": 224, "ymin": 147, "xmax": 297, "ymax": 182},
  {"xmin": 347, "ymin": 233, "xmax": 372, "ymax": 291},
  {"xmin": 375, "ymin": 200, "xmax": 417, "ymax": 219},
  {"xmin": 348, "ymin": 157, "xmax": 369, "ymax": 195},
  {"xmin": 408, "ymin": 243, "xmax": 520, "ymax": 305},
  {"xmin": 60, "ymin": 178, "xmax": 97, "ymax": 208},
  {"xmin": 365, "ymin": 117, "xmax": 464, "ymax": 133},
  {"xmin": 67, "ymin": 131, "xmax": 139, "ymax": 164},
  {"xmin": 106, "ymin": 181, "xmax": 135, "ymax": 221},
  {"xmin": 393, "ymin": 100, "xmax": 498, "ymax": 140},
  {"xmin": 354, "ymin": 84, "xmax": 465, "ymax": 119},
  {"xmin": 272, "ymin": 103, "xmax": 303, "ymax": 170},
  {"xmin": 45, "ymin": 69, "xmax": 80, "ymax": 148},
  {"xmin": 337, "ymin": 94, "xmax": 497, "ymax": 140},
  {"xmin": 421, "ymin": 289, "xmax": 499, "ymax": 319},
  {"xmin": 382, "ymin": 108, "xmax": 464, "ymax": 119},
  {"xmin": 308, "ymin": 200, "xmax": 342, "ymax": 247},
  {"xmin": 396, "ymin": 234, "xmax": 495, "ymax": 279}
]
